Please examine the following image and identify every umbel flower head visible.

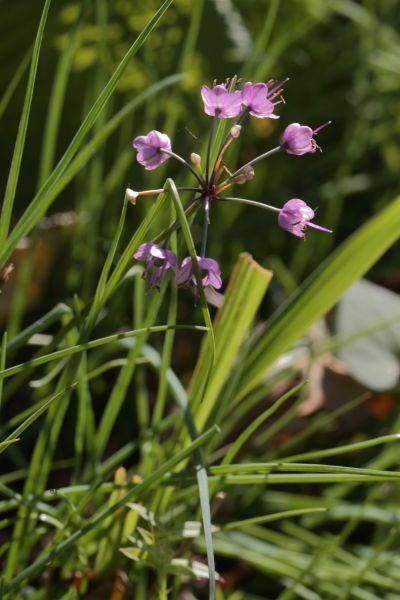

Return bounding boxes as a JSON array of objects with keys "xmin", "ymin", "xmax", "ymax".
[{"xmin": 130, "ymin": 76, "xmax": 332, "ymax": 297}]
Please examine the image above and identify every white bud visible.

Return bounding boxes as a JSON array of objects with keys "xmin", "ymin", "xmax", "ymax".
[
  {"xmin": 190, "ymin": 152, "xmax": 201, "ymax": 167},
  {"xmin": 125, "ymin": 188, "xmax": 139, "ymax": 204},
  {"xmin": 230, "ymin": 124, "xmax": 242, "ymax": 138}
]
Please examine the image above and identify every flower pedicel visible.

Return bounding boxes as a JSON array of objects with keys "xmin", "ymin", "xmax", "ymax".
[{"xmin": 130, "ymin": 78, "xmax": 332, "ymax": 293}]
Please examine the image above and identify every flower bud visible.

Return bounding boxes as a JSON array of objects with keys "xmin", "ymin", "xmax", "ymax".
[
  {"xmin": 190, "ymin": 152, "xmax": 202, "ymax": 167},
  {"xmin": 230, "ymin": 124, "xmax": 242, "ymax": 138},
  {"xmin": 125, "ymin": 188, "xmax": 139, "ymax": 204}
]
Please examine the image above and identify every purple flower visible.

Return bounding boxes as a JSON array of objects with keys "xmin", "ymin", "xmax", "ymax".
[
  {"xmin": 177, "ymin": 256, "xmax": 222, "ymax": 289},
  {"xmin": 201, "ymin": 84, "xmax": 242, "ymax": 118},
  {"xmin": 242, "ymin": 82, "xmax": 279, "ymax": 119},
  {"xmin": 134, "ymin": 243, "xmax": 177, "ymax": 288},
  {"xmin": 278, "ymin": 199, "xmax": 332, "ymax": 238},
  {"xmin": 132, "ymin": 130, "xmax": 172, "ymax": 170},
  {"xmin": 281, "ymin": 122, "xmax": 330, "ymax": 155}
]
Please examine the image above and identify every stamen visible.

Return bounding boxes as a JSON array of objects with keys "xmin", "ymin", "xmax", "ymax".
[
  {"xmin": 313, "ymin": 121, "xmax": 332, "ymax": 135},
  {"xmin": 268, "ymin": 77, "xmax": 290, "ymax": 96}
]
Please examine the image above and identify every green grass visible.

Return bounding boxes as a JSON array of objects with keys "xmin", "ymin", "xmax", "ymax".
[{"xmin": 0, "ymin": 1, "xmax": 400, "ymax": 598}]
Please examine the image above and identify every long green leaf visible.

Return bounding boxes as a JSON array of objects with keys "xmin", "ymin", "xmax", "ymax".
[
  {"xmin": 0, "ymin": 325, "xmax": 208, "ymax": 381},
  {"xmin": 189, "ymin": 252, "xmax": 273, "ymax": 431},
  {"xmin": 164, "ymin": 179, "xmax": 217, "ymax": 600},
  {"xmin": 0, "ymin": 387, "xmax": 72, "ymax": 456},
  {"xmin": 0, "ymin": 0, "xmax": 52, "ymax": 245},
  {"xmin": 165, "ymin": 178, "xmax": 215, "ymax": 398},
  {"xmin": 37, "ymin": 1, "xmax": 87, "ymax": 186},
  {"xmin": 0, "ymin": 50, "xmax": 31, "ymax": 121}
]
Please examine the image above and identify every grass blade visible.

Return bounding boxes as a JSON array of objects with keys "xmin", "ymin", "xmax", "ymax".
[
  {"xmin": 0, "ymin": 0, "xmax": 52, "ymax": 246},
  {"xmin": 0, "ymin": 50, "xmax": 31, "ymax": 121},
  {"xmin": 0, "ymin": 325, "xmax": 208, "ymax": 381}
]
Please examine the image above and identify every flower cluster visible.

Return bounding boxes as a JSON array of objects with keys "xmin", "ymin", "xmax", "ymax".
[
  {"xmin": 134, "ymin": 243, "xmax": 222, "ymax": 292},
  {"xmin": 129, "ymin": 77, "xmax": 332, "ymax": 295}
]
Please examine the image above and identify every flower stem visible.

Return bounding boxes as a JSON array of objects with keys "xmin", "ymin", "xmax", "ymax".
[
  {"xmin": 160, "ymin": 148, "xmax": 205, "ymax": 187},
  {"xmin": 200, "ymin": 197, "xmax": 210, "ymax": 257},
  {"xmin": 211, "ymin": 108, "xmax": 249, "ymax": 185},
  {"xmin": 219, "ymin": 196, "xmax": 280, "ymax": 213},
  {"xmin": 229, "ymin": 145, "xmax": 281, "ymax": 180},
  {"xmin": 138, "ymin": 186, "xmax": 200, "ymax": 197},
  {"xmin": 152, "ymin": 198, "xmax": 201, "ymax": 245},
  {"xmin": 205, "ymin": 115, "xmax": 217, "ymax": 184}
]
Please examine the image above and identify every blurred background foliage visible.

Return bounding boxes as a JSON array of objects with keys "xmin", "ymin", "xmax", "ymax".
[
  {"xmin": 1, "ymin": 0, "xmax": 399, "ymax": 316},
  {"xmin": 1, "ymin": 1, "xmax": 400, "ymax": 597}
]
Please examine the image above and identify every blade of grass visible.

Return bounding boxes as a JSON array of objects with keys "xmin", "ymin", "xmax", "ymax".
[
  {"xmin": 37, "ymin": 1, "xmax": 87, "ymax": 186},
  {"xmin": 221, "ymin": 381, "xmax": 306, "ymax": 466},
  {"xmin": 6, "ymin": 302, "xmax": 72, "ymax": 355},
  {"xmin": 0, "ymin": 387, "xmax": 73, "ymax": 457},
  {"xmin": 0, "ymin": 324, "xmax": 208, "ymax": 381},
  {"xmin": 151, "ymin": 204, "xmax": 178, "ymax": 428},
  {"xmin": 95, "ymin": 291, "xmax": 165, "ymax": 457},
  {"xmin": 151, "ymin": 180, "xmax": 217, "ymax": 599},
  {"xmin": 86, "ymin": 198, "xmax": 128, "ymax": 330},
  {"xmin": 0, "ymin": 332, "xmax": 7, "ymax": 412},
  {"xmin": 0, "ymin": 50, "xmax": 31, "ymax": 121},
  {"xmin": 207, "ymin": 473, "xmax": 400, "ymax": 485},
  {"xmin": 279, "ymin": 433, "xmax": 400, "ymax": 463},
  {"xmin": 165, "ymin": 178, "xmax": 215, "ymax": 379},
  {"xmin": 210, "ymin": 462, "xmax": 400, "ymax": 480},
  {"xmin": 0, "ymin": 0, "xmax": 52, "ymax": 246},
  {"xmin": 221, "ymin": 508, "xmax": 327, "ymax": 531}
]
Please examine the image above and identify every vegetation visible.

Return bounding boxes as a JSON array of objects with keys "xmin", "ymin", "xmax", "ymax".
[{"xmin": 0, "ymin": 1, "xmax": 400, "ymax": 598}]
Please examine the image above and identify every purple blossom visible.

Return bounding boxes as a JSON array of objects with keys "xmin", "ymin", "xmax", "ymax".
[
  {"xmin": 278, "ymin": 199, "xmax": 332, "ymax": 238},
  {"xmin": 201, "ymin": 84, "xmax": 242, "ymax": 118},
  {"xmin": 132, "ymin": 130, "xmax": 172, "ymax": 170},
  {"xmin": 242, "ymin": 82, "xmax": 279, "ymax": 119},
  {"xmin": 177, "ymin": 256, "xmax": 222, "ymax": 289},
  {"xmin": 134, "ymin": 243, "xmax": 177, "ymax": 288},
  {"xmin": 281, "ymin": 122, "xmax": 330, "ymax": 155}
]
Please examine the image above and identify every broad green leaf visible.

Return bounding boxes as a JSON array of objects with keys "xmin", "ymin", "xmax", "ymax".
[
  {"xmin": 189, "ymin": 252, "xmax": 272, "ymax": 431},
  {"xmin": 336, "ymin": 279, "xmax": 400, "ymax": 390}
]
